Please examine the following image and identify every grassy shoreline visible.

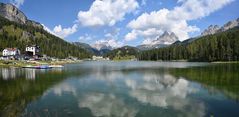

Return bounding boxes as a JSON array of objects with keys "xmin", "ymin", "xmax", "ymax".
[
  {"xmin": 0, "ymin": 60, "xmax": 82, "ymax": 68},
  {"xmin": 1, "ymin": 60, "xmax": 238, "ymax": 68}
]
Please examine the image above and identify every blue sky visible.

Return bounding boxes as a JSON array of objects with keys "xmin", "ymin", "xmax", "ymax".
[{"xmin": 1, "ymin": 0, "xmax": 239, "ymax": 47}]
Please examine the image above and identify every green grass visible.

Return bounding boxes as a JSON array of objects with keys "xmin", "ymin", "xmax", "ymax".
[
  {"xmin": 113, "ymin": 55, "xmax": 136, "ymax": 61},
  {"xmin": 0, "ymin": 60, "xmax": 81, "ymax": 68}
]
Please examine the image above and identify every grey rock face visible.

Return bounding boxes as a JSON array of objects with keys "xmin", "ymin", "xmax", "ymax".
[
  {"xmin": 92, "ymin": 43, "xmax": 113, "ymax": 51},
  {"xmin": 27, "ymin": 20, "xmax": 44, "ymax": 29},
  {"xmin": 0, "ymin": 3, "xmax": 27, "ymax": 24},
  {"xmin": 137, "ymin": 31, "xmax": 179, "ymax": 50},
  {"xmin": 154, "ymin": 31, "xmax": 179, "ymax": 45},
  {"xmin": 220, "ymin": 19, "xmax": 239, "ymax": 31},
  {"xmin": 201, "ymin": 18, "xmax": 239, "ymax": 36},
  {"xmin": 201, "ymin": 25, "xmax": 220, "ymax": 36},
  {"xmin": 0, "ymin": 3, "xmax": 43, "ymax": 28}
]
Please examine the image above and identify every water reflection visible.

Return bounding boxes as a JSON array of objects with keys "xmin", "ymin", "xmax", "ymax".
[
  {"xmin": 1, "ymin": 68, "xmax": 18, "ymax": 80},
  {"xmin": 39, "ymin": 68, "xmax": 207, "ymax": 117},
  {"xmin": 79, "ymin": 93, "xmax": 138, "ymax": 117},
  {"xmin": 0, "ymin": 67, "xmax": 63, "ymax": 80},
  {"xmin": 25, "ymin": 69, "xmax": 36, "ymax": 80},
  {"xmin": 125, "ymin": 73, "xmax": 205, "ymax": 117},
  {"xmin": 1, "ymin": 62, "xmax": 239, "ymax": 117},
  {"xmin": 52, "ymin": 82, "xmax": 77, "ymax": 96}
]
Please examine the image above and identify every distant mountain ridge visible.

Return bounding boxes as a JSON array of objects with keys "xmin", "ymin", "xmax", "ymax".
[
  {"xmin": 91, "ymin": 43, "xmax": 113, "ymax": 51},
  {"xmin": 137, "ymin": 31, "xmax": 179, "ymax": 50},
  {"xmin": 76, "ymin": 18, "xmax": 239, "ymax": 57},
  {"xmin": 201, "ymin": 18, "xmax": 239, "ymax": 36},
  {"xmin": 0, "ymin": 3, "xmax": 43, "ymax": 29},
  {"xmin": 73, "ymin": 42, "xmax": 111, "ymax": 56}
]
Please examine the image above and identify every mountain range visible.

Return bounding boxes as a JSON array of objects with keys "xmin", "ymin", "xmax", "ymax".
[
  {"xmin": 1, "ymin": 2, "xmax": 239, "ymax": 59},
  {"xmin": 201, "ymin": 18, "xmax": 239, "ymax": 36},
  {"xmin": 0, "ymin": 2, "xmax": 91, "ymax": 58},
  {"xmin": 78, "ymin": 17, "xmax": 239, "ymax": 54},
  {"xmin": 137, "ymin": 31, "xmax": 179, "ymax": 50}
]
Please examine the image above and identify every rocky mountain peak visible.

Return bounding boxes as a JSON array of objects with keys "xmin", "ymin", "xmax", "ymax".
[
  {"xmin": 201, "ymin": 25, "xmax": 220, "ymax": 36},
  {"xmin": 0, "ymin": 2, "xmax": 43, "ymax": 29},
  {"xmin": 154, "ymin": 31, "xmax": 179, "ymax": 45},
  {"xmin": 137, "ymin": 31, "xmax": 179, "ymax": 50},
  {"xmin": 92, "ymin": 43, "xmax": 113, "ymax": 51},
  {"xmin": 201, "ymin": 18, "xmax": 239, "ymax": 36},
  {"xmin": 221, "ymin": 19, "xmax": 239, "ymax": 31}
]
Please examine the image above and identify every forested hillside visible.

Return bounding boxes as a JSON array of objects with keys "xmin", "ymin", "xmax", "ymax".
[
  {"xmin": 138, "ymin": 27, "xmax": 239, "ymax": 62},
  {"xmin": 0, "ymin": 16, "xmax": 92, "ymax": 59},
  {"xmin": 104, "ymin": 46, "xmax": 139, "ymax": 60}
]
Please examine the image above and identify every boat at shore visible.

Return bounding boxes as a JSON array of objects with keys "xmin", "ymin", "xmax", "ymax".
[
  {"xmin": 22, "ymin": 65, "xmax": 64, "ymax": 69},
  {"xmin": 49, "ymin": 65, "xmax": 64, "ymax": 68}
]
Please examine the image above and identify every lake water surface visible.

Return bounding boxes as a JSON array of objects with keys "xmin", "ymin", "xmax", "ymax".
[{"xmin": 0, "ymin": 61, "xmax": 239, "ymax": 117}]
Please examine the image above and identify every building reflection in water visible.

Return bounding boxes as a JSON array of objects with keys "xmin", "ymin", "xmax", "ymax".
[
  {"xmin": 1, "ymin": 68, "xmax": 17, "ymax": 80},
  {"xmin": 0, "ymin": 68, "xmax": 63, "ymax": 80},
  {"xmin": 25, "ymin": 68, "xmax": 36, "ymax": 80}
]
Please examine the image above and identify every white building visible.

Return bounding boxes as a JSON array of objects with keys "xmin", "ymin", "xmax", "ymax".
[
  {"xmin": 2, "ymin": 48, "xmax": 21, "ymax": 57},
  {"xmin": 92, "ymin": 56, "xmax": 109, "ymax": 61},
  {"xmin": 26, "ymin": 45, "xmax": 40, "ymax": 56}
]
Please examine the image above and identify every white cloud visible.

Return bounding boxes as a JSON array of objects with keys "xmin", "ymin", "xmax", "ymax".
[
  {"xmin": 93, "ymin": 39, "xmax": 123, "ymax": 50},
  {"xmin": 78, "ymin": 0, "xmax": 139, "ymax": 27},
  {"xmin": 11, "ymin": 0, "xmax": 24, "ymax": 8},
  {"xmin": 125, "ymin": 28, "xmax": 163, "ymax": 41},
  {"xmin": 79, "ymin": 93, "xmax": 138, "ymax": 117},
  {"xmin": 125, "ymin": 73, "xmax": 205, "ymax": 117},
  {"xmin": 125, "ymin": 30, "xmax": 137, "ymax": 41},
  {"xmin": 79, "ymin": 34, "xmax": 94, "ymax": 42},
  {"xmin": 43, "ymin": 24, "xmax": 78, "ymax": 39},
  {"xmin": 53, "ymin": 24, "xmax": 78, "ymax": 38},
  {"xmin": 126, "ymin": 0, "xmax": 233, "ymax": 42},
  {"xmin": 91, "ymin": 27, "xmax": 123, "ymax": 50}
]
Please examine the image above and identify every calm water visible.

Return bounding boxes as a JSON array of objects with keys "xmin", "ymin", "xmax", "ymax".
[{"xmin": 0, "ymin": 61, "xmax": 239, "ymax": 117}]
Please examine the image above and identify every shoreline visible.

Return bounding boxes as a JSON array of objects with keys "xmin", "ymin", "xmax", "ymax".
[
  {"xmin": 0, "ymin": 60, "xmax": 82, "ymax": 68},
  {"xmin": 1, "ymin": 60, "xmax": 239, "ymax": 68}
]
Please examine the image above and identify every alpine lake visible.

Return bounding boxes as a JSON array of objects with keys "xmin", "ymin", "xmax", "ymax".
[{"xmin": 0, "ymin": 61, "xmax": 239, "ymax": 117}]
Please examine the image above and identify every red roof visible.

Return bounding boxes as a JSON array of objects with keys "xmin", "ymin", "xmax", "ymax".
[{"xmin": 4, "ymin": 48, "xmax": 19, "ymax": 51}]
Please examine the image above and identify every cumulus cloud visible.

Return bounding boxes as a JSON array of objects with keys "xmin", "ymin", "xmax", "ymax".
[
  {"xmin": 125, "ymin": 73, "xmax": 205, "ymax": 117},
  {"xmin": 78, "ymin": 0, "xmax": 139, "ymax": 27},
  {"xmin": 11, "ymin": 0, "xmax": 24, "ymax": 8},
  {"xmin": 53, "ymin": 24, "xmax": 78, "ymax": 38},
  {"xmin": 79, "ymin": 93, "xmax": 138, "ymax": 117},
  {"xmin": 125, "ymin": 28, "xmax": 162, "ymax": 41},
  {"xmin": 91, "ymin": 27, "xmax": 123, "ymax": 50},
  {"xmin": 43, "ymin": 24, "xmax": 78, "ymax": 38},
  {"xmin": 93, "ymin": 39, "xmax": 123, "ymax": 50},
  {"xmin": 125, "ymin": 30, "xmax": 138, "ymax": 41},
  {"xmin": 126, "ymin": 0, "xmax": 234, "ymax": 42},
  {"xmin": 79, "ymin": 34, "xmax": 94, "ymax": 42}
]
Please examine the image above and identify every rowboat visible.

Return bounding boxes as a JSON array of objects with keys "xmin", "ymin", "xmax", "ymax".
[
  {"xmin": 23, "ymin": 65, "xmax": 64, "ymax": 69},
  {"xmin": 23, "ymin": 65, "xmax": 52, "ymax": 69}
]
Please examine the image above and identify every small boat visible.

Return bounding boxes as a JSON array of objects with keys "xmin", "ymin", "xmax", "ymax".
[
  {"xmin": 23, "ymin": 65, "xmax": 52, "ymax": 69},
  {"xmin": 22, "ymin": 65, "xmax": 33, "ymax": 68},
  {"xmin": 49, "ymin": 65, "xmax": 64, "ymax": 68},
  {"xmin": 35, "ymin": 65, "xmax": 52, "ymax": 69}
]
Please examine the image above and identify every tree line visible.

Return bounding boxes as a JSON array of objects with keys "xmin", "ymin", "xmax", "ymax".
[{"xmin": 138, "ymin": 27, "xmax": 239, "ymax": 62}]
